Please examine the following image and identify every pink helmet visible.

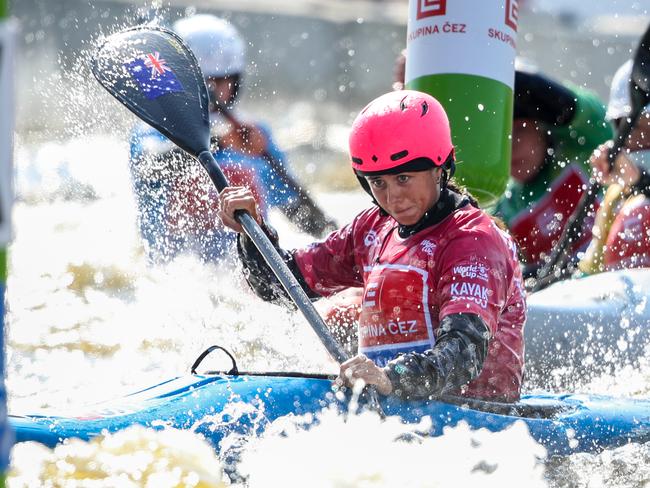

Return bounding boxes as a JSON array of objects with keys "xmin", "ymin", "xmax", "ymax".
[{"xmin": 349, "ymin": 90, "xmax": 454, "ymax": 176}]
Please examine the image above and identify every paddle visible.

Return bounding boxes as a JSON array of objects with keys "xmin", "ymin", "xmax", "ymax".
[
  {"xmin": 532, "ymin": 24, "xmax": 650, "ymax": 292},
  {"xmin": 90, "ymin": 26, "xmax": 382, "ymax": 413}
]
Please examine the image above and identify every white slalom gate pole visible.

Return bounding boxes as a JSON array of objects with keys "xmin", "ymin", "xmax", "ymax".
[{"xmin": 405, "ymin": 0, "xmax": 519, "ymax": 205}]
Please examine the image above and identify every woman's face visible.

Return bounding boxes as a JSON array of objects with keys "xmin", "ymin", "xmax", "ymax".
[
  {"xmin": 511, "ymin": 118, "xmax": 548, "ymax": 184},
  {"xmin": 365, "ymin": 168, "xmax": 442, "ymax": 225},
  {"xmin": 617, "ymin": 111, "xmax": 650, "ymax": 151},
  {"xmin": 205, "ymin": 75, "xmax": 238, "ymax": 111}
]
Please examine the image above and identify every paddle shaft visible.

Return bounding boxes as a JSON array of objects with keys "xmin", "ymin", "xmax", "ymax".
[
  {"xmin": 91, "ymin": 25, "xmax": 380, "ymax": 413},
  {"xmin": 197, "ymin": 149, "xmax": 348, "ymax": 362},
  {"xmin": 198, "ymin": 150, "xmax": 385, "ymax": 415}
]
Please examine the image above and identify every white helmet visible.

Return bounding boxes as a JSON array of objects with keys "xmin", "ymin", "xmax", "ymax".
[
  {"xmin": 606, "ymin": 59, "xmax": 650, "ymax": 121},
  {"xmin": 173, "ymin": 14, "xmax": 245, "ymax": 78}
]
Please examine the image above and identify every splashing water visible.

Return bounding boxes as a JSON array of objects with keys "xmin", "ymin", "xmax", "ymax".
[
  {"xmin": 240, "ymin": 409, "xmax": 548, "ymax": 488},
  {"xmin": 6, "ymin": 14, "xmax": 650, "ymax": 482},
  {"xmin": 7, "ymin": 127, "xmax": 650, "ymax": 486},
  {"xmin": 8, "ymin": 426, "xmax": 229, "ymax": 487}
]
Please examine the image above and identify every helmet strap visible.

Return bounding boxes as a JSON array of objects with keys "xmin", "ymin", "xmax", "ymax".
[{"xmin": 440, "ymin": 151, "xmax": 456, "ymax": 188}]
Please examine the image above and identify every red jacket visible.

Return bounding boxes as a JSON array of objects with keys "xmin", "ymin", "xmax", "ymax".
[
  {"xmin": 294, "ymin": 203, "xmax": 526, "ymax": 401},
  {"xmin": 604, "ymin": 195, "xmax": 650, "ymax": 270}
]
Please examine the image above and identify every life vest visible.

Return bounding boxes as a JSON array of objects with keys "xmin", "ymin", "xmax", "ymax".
[{"xmin": 509, "ymin": 165, "xmax": 597, "ymax": 263}]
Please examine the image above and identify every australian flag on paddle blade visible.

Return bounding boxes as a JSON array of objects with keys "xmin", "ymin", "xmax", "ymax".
[{"xmin": 125, "ymin": 52, "xmax": 183, "ymax": 100}]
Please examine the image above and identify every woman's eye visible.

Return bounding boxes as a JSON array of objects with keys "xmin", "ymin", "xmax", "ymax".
[
  {"xmin": 370, "ymin": 180, "xmax": 384, "ymax": 188},
  {"xmin": 397, "ymin": 175, "xmax": 410, "ymax": 183}
]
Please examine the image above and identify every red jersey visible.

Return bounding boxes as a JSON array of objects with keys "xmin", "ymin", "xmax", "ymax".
[
  {"xmin": 294, "ymin": 204, "xmax": 526, "ymax": 401},
  {"xmin": 604, "ymin": 195, "xmax": 650, "ymax": 270},
  {"xmin": 509, "ymin": 165, "xmax": 596, "ymax": 263}
]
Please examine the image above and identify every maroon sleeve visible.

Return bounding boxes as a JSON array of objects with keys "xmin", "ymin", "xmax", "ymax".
[
  {"xmin": 437, "ymin": 229, "xmax": 509, "ymax": 336},
  {"xmin": 293, "ymin": 216, "xmax": 366, "ymax": 297}
]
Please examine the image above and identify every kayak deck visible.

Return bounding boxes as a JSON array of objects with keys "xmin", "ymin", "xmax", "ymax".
[{"xmin": 10, "ymin": 372, "xmax": 650, "ymax": 457}]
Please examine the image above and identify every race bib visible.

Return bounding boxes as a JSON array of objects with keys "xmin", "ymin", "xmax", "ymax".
[{"xmin": 358, "ymin": 264, "xmax": 436, "ymax": 366}]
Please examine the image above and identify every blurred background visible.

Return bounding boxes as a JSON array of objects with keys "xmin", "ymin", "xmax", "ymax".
[{"xmin": 11, "ymin": 0, "xmax": 650, "ymax": 188}]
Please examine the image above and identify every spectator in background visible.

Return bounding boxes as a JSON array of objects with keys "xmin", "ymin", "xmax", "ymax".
[
  {"xmin": 579, "ymin": 59, "xmax": 650, "ymax": 273},
  {"xmin": 129, "ymin": 14, "xmax": 335, "ymax": 264},
  {"xmin": 493, "ymin": 66, "xmax": 613, "ymax": 275}
]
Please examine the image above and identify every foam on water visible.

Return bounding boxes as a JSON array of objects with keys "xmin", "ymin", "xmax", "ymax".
[
  {"xmin": 241, "ymin": 409, "xmax": 548, "ymax": 488},
  {"xmin": 8, "ymin": 427, "xmax": 229, "ymax": 487},
  {"xmin": 5, "ymin": 131, "xmax": 650, "ymax": 487}
]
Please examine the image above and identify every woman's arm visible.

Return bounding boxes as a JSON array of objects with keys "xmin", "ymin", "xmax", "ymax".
[
  {"xmin": 380, "ymin": 225, "xmax": 517, "ymax": 400},
  {"xmin": 237, "ymin": 225, "xmax": 320, "ymax": 307},
  {"xmin": 383, "ymin": 313, "xmax": 489, "ymax": 400},
  {"xmin": 218, "ymin": 186, "xmax": 363, "ymax": 306}
]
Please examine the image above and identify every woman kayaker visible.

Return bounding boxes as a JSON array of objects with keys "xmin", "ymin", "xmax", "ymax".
[{"xmin": 217, "ymin": 90, "xmax": 527, "ymax": 402}]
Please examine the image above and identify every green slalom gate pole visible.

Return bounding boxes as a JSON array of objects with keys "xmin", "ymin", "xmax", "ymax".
[
  {"xmin": 0, "ymin": 0, "xmax": 15, "ymax": 484},
  {"xmin": 405, "ymin": 0, "xmax": 518, "ymax": 206}
]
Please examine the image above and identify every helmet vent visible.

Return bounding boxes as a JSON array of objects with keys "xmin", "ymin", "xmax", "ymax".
[
  {"xmin": 390, "ymin": 150, "xmax": 409, "ymax": 161},
  {"xmin": 352, "ymin": 157, "xmax": 363, "ymax": 165},
  {"xmin": 399, "ymin": 96, "xmax": 408, "ymax": 111},
  {"xmin": 421, "ymin": 102, "xmax": 429, "ymax": 117},
  {"xmin": 372, "ymin": 155, "xmax": 378, "ymax": 162}
]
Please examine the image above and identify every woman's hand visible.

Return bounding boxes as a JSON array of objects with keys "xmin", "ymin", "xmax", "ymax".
[
  {"xmin": 335, "ymin": 355, "xmax": 393, "ymax": 396},
  {"xmin": 590, "ymin": 141, "xmax": 640, "ymax": 188},
  {"xmin": 217, "ymin": 186, "xmax": 263, "ymax": 233}
]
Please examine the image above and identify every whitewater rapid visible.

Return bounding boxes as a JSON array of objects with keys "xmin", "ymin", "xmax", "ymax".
[{"xmin": 5, "ymin": 133, "xmax": 650, "ymax": 487}]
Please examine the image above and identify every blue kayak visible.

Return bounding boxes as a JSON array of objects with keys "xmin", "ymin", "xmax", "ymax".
[{"xmin": 10, "ymin": 371, "xmax": 650, "ymax": 457}]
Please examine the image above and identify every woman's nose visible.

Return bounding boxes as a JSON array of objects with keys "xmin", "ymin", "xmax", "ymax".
[{"xmin": 385, "ymin": 181, "xmax": 403, "ymax": 203}]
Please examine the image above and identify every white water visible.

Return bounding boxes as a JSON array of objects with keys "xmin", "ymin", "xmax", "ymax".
[
  {"xmin": 5, "ymin": 127, "xmax": 650, "ymax": 486},
  {"xmin": 4, "ymin": 15, "xmax": 650, "ymax": 484}
]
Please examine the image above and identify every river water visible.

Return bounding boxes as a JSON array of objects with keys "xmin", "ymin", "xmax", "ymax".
[
  {"xmin": 5, "ymin": 122, "xmax": 650, "ymax": 487},
  {"xmin": 4, "ymin": 11, "xmax": 650, "ymax": 488}
]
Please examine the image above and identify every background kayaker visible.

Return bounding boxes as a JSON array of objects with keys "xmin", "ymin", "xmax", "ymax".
[
  {"xmin": 129, "ymin": 14, "xmax": 335, "ymax": 264},
  {"xmin": 217, "ymin": 90, "xmax": 526, "ymax": 402},
  {"xmin": 492, "ymin": 67, "xmax": 613, "ymax": 276},
  {"xmin": 579, "ymin": 59, "xmax": 650, "ymax": 274}
]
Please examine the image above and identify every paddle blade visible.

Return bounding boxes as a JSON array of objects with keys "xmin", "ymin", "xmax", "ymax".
[{"xmin": 91, "ymin": 26, "xmax": 210, "ymax": 156}]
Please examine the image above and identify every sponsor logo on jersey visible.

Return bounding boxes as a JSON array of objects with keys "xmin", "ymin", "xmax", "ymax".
[
  {"xmin": 359, "ymin": 320, "xmax": 419, "ymax": 340},
  {"xmin": 450, "ymin": 281, "xmax": 490, "ymax": 309},
  {"xmin": 420, "ymin": 239, "xmax": 437, "ymax": 256},
  {"xmin": 452, "ymin": 262, "xmax": 489, "ymax": 281},
  {"xmin": 364, "ymin": 230, "xmax": 379, "ymax": 247}
]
